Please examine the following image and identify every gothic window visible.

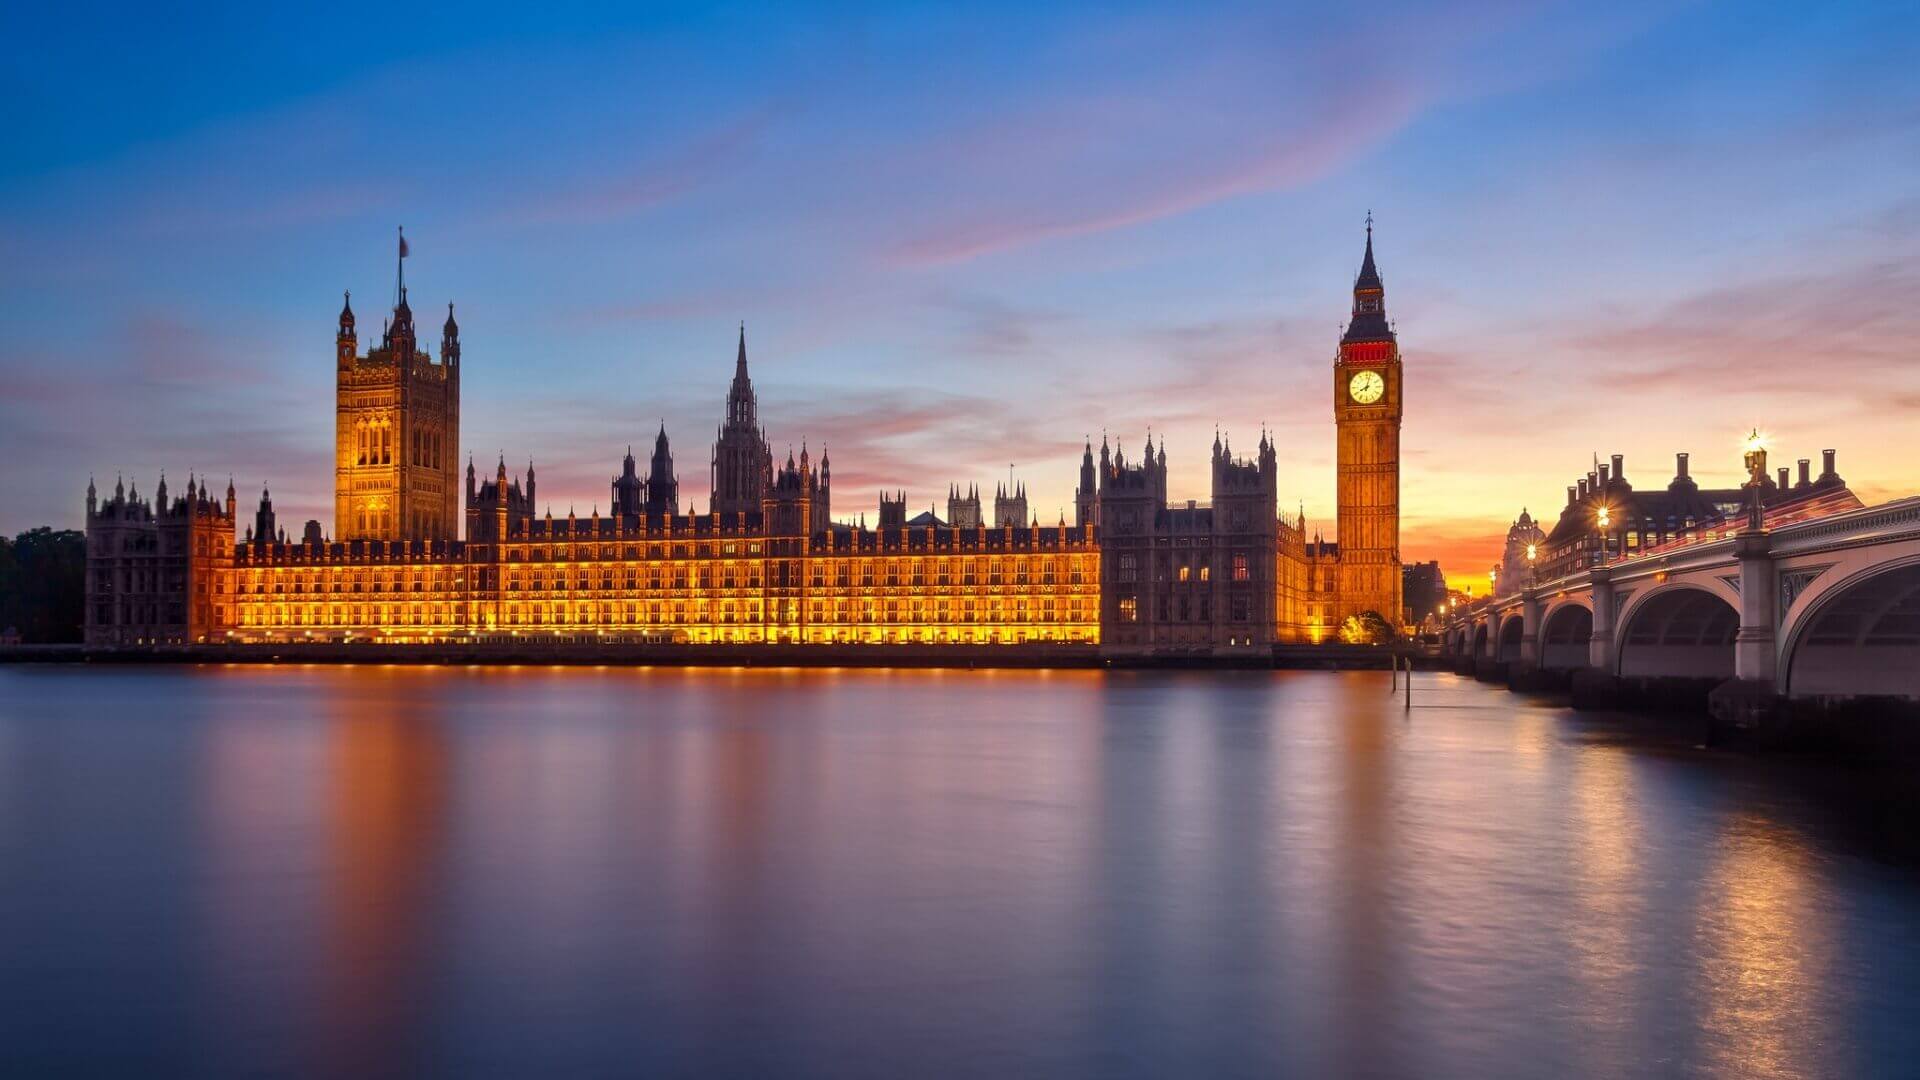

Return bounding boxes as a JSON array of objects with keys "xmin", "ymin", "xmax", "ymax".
[
  {"xmin": 1233, "ymin": 553, "xmax": 1250, "ymax": 582},
  {"xmin": 1118, "ymin": 597, "xmax": 1138, "ymax": 623},
  {"xmin": 1118, "ymin": 554, "xmax": 1137, "ymax": 583}
]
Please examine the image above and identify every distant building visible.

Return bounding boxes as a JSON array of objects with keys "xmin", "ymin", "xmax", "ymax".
[
  {"xmin": 1403, "ymin": 561, "xmax": 1447, "ymax": 626},
  {"xmin": 1533, "ymin": 450, "xmax": 1859, "ymax": 582},
  {"xmin": 1496, "ymin": 510, "xmax": 1546, "ymax": 593},
  {"xmin": 947, "ymin": 485, "xmax": 983, "ymax": 529}
]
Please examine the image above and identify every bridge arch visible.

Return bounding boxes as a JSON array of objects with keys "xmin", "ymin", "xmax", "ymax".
[
  {"xmin": 1496, "ymin": 614, "xmax": 1525, "ymax": 663},
  {"xmin": 1615, "ymin": 584, "xmax": 1738, "ymax": 679},
  {"xmin": 1782, "ymin": 557, "xmax": 1920, "ymax": 698},
  {"xmin": 1471, "ymin": 621, "xmax": 1491, "ymax": 659},
  {"xmin": 1538, "ymin": 601, "xmax": 1592, "ymax": 671}
]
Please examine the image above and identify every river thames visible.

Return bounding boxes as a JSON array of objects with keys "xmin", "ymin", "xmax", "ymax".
[{"xmin": 1, "ymin": 666, "xmax": 1916, "ymax": 1077}]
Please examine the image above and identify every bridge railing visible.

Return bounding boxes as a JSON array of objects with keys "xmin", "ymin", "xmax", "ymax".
[{"xmin": 1766, "ymin": 496, "xmax": 1920, "ymax": 555}]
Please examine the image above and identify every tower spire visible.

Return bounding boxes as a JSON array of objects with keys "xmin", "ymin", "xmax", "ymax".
[
  {"xmin": 394, "ymin": 225, "xmax": 409, "ymax": 310},
  {"xmin": 1342, "ymin": 214, "xmax": 1391, "ymax": 344}
]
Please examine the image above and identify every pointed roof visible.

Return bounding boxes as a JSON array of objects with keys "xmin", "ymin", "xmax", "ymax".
[
  {"xmin": 1354, "ymin": 214, "xmax": 1383, "ymax": 292},
  {"xmin": 1341, "ymin": 215, "xmax": 1394, "ymax": 345}
]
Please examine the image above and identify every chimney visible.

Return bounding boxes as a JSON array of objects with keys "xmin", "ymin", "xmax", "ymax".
[
  {"xmin": 1611, "ymin": 454, "xmax": 1624, "ymax": 485},
  {"xmin": 1777, "ymin": 467, "xmax": 1790, "ymax": 489},
  {"xmin": 1797, "ymin": 459, "xmax": 1811, "ymax": 488},
  {"xmin": 1578, "ymin": 478, "xmax": 1589, "ymax": 499},
  {"xmin": 1567, "ymin": 485, "xmax": 1578, "ymax": 505},
  {"xmin": 1821, "ymin": 449, "xmax": 1839, "ymax": 482},
  {"xmin": 1598, "ymin": 463, "xmax": 1610, "ymax": 486},
  {"xmin": 1676, "ymin": 452, "xmax": 1690, "ymax": 480}
]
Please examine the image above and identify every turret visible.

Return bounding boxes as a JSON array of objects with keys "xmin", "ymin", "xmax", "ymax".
[
  {"xmin": 442, "ymin": 302, "xmax": 460, "ymax": 366},
  {"xmin": 86, "ymin": 476, "xmax": 97, "ymax": 518},
  {"xmin": 254, "ymin": 486, "xmax": 277, "ymax": 546},
  {"xmin": 337, "ymin": 291, "xmax": 357, "ymax": 368},
  {"xmin": 225, "ymin": 477, "xmax": 235, "ymax": 518},
  {"xmin": 647, "ymin": 424, "xmax": 678, "ymax": 515}
]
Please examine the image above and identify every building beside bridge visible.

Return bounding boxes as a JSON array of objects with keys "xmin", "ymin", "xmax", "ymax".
[
  {"xmin": 1443, "ymin": 441, "xmax": 1920, "ymax": 719},
  {"xmin": 84, "ymin": 230, "xmax": 1411, "ymax": 654}
]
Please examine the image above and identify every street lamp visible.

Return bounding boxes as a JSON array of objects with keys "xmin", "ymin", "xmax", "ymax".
[
  {"xmin": 1594, "ymin": 503, "xmax": 1612, "ymax": 566},
  {"xmin": 1525, "ymin": 542, "xmax": 1538, "ymax": 586}
]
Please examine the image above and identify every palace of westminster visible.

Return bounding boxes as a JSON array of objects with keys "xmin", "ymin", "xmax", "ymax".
[{"xmin": 83, "ymin": 230, "xmax": 1407, "ymax": 654}]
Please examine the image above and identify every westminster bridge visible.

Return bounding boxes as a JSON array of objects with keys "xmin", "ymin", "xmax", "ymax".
[{"xmin": 1439, "ymin": 496, "xmax": 1920, "ymax": 732}]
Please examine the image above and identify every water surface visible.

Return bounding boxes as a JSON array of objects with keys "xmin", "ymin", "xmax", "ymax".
[{"xmin": 1, "ymin": 665, "xmax": 1916, "ymax": 1078}]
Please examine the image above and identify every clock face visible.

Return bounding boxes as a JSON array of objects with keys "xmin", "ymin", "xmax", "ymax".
[{"xmin": 1348, "ymin": 369, "xmax": 1386, "ymax": 405}]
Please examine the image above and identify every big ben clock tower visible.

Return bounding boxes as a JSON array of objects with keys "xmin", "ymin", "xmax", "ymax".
[{"xmin": 1333, "ymin": 216, "xmax": 1403, "ymax": 626}]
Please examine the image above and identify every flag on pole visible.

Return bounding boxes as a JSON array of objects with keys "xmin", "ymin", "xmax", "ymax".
[{"xmin": 398, "ymin": 229, "xmax": 409, "ymax": 259}]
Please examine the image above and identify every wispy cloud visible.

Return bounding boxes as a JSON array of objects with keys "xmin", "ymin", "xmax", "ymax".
[
  {"xmin": 500, "ymin": 103, "xmax": 797, "ymax": 227},
  {"xmin": 889, "ymin": 79, "xmax": 1426, "ymax": 266}
]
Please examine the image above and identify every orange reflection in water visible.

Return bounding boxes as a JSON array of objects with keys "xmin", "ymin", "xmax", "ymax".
[
  {"xmin": 319, "ymin": 670, "xmax": 448, "ymax": 1075},
  {"xmin": 1694, "ymin": 815, "xmax": 1832, "ymax": 1080},
  {"xmin": 1567, "ymin": 745, "xmax": 1645, "ymax": 1072}
]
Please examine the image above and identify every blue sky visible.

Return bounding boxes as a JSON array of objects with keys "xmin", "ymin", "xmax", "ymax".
[{"xmin": 4, "ymin": 1, "xmax": 1917, "ymax": 584}]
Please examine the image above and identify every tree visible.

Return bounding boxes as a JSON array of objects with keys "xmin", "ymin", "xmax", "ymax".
[
  {"xmin": 1338, "ymin": 610, "xmax": 1397, "ymax": 646},
  {"xmin": 0, "ymin": 528, "xmax": 87, "ymax": 642}
]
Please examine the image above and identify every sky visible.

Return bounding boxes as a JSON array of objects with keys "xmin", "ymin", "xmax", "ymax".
[{"xmin": 4, "ymin": 1, "xmax": 1918, "ymax": 589}]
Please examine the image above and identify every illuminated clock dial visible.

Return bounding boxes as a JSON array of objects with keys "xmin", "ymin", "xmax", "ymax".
[{"xmin": 1348, "ymin": 369, "xmax": 1385, "ymax": 405}]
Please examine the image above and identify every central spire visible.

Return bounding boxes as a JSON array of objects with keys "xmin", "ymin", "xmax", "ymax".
[{"xmin": 725, "ymin": 323, "xmax": 758, "ymax": 429}]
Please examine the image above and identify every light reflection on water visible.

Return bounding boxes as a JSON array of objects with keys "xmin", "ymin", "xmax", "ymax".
[{"xmin": 0, "ymin": 665, "xmax": 1916, "ymax": 1077}]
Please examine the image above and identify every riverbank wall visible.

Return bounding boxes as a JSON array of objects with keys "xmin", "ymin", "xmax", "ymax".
[{"xmin": 5, "ymin": 641, "xmax": 1441, "ymax": 671}]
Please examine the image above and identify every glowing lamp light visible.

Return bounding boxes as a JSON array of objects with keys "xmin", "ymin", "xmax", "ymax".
[
  {"xmin": 1595, "ymin": 504, "xmax": 1611, "ymax": 529},
  {"xmin": 1525, "ymin": 543, "xmax": 1537, "ymax": 562}
]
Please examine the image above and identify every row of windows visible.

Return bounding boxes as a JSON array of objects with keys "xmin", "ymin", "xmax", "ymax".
[
  {"xmin": 1114, "ymin": 552, "xmax": 1253, "ymax": 583},
  {"xmin": 230, "ymin": 600, "xmax": 1097, "ymax": 631}
]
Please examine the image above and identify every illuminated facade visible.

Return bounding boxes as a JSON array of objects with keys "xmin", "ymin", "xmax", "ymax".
[
  {"xmin": 1533, "ymin": 449, "xmax": 1860, "ymax": 582},
  {"xmin": 1332, "ymin": 217, "xmax": 1404, "ymax": 625},
  {"xmin": 334, "ymin": 238, "xmax": 460, "ymax": 543},
  {"xmin": 88, "ymin": 229, "xmax": 1409, "ymax": 653}
]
